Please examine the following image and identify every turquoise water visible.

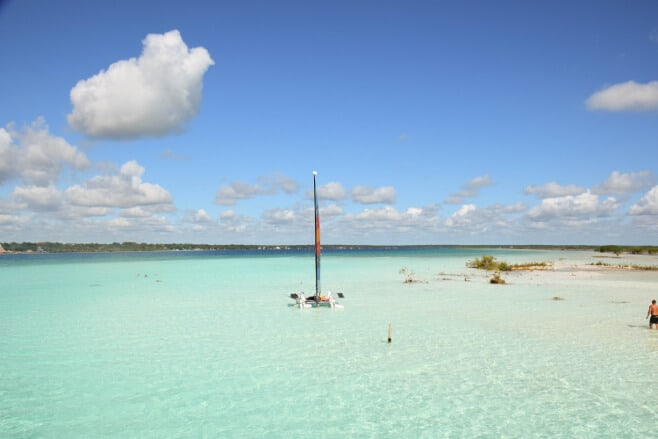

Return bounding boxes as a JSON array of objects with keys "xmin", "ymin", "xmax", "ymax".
[{"xmin": 1, "ymin": 248, "xmax": 657, "ymax": 438}]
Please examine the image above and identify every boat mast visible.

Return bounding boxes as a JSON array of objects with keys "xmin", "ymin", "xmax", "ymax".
[{"xmin": 313, "ymin": 171, "xmax": 321, "ymax": 298}]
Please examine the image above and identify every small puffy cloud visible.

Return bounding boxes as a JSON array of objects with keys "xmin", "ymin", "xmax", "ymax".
[
  {"xmin": 329, "ymin": 204, "xmax": 442, "ymax": 242},
  {"xmin": 0, "ymin": 128, "xmax": 17, "ymax": 183},
  {"xmin": 444, "ymin": 204, "xmax": 477, "ymax": 227},
  {"xmin": 524, "ymin": 182, "xmax": 585, "ymax": 199},
  {"xmin": 262, "ymin": 208, "xmax": 296, "ymax": 224},
  {"xmin": 120, "ymin": 207, "xmax": 154, "ymax": 218},
  {"xmin": 0, "ymin": 213, "xmax": 30, "ymax": 232},
  {"xmin": 215, "ymin": 181, "xmax": 262, "ymax": 205},
  {"xmin": 352, "ymin": 185, "xmax": 396, "ymax": 204},
  {"xmin": 107, "ymin": 214, "xmax": 174, "ymax": 234},
  {"xmin": 356, "ymin": 206, "xmax": 404, "ymax": 222},
  {"xmin": 260, "ymin": 173, "xmax": 298, "ymax": 194},
  {"xmin": 320, "ymin": 204, "xmax": 343, "ymax": 220},
  {"xmin": 215, "ymin": 174, "xmax": 299, "ymax": 205},
  {"xmin": 629, "ymin": 186, "xmax": 658, "ymax": 215},
  {"xmin": 12, "ymin": 185, "xmax": 62, "ymax": 211},
  {"xmin": 220, "ymin": 210, "xmax": 236, "ymax": 221},
  {"xmin": 443, "ymin": 202, "xmax": 526, "ymax": 236},
  {"xmin": 182, "ymin": 208, "xmax": 214, "ymax": 231},
  {"xmin": 586, "ymin": 81, "xmax": 658, "ymax": 112},
  {"xmin": 527, "ymin": 191, "xmax": 618, "ymax": 221},
  {"xmin": 68, "ymin": 30, "xmax": 214, "ymax": 139},
  {"xmin": 218, "ymin": 209, "xmax": 253, "ymax": 233},
  {"xmin": 592, "ymin": 170, "xmax": 654, "ymax": 195},
  {"xmin": 445, "ymin": 175, "xmax": 493, "ymax": 204},
  {"xmin": 65, "ymin": 160, "xmax": 173, "ymax": 209},
  {"xmin": 316, "ymin": 181, "xmax": 346, "ymax": 201},
  {"xmin": 1, "ymin": 119, "xmax": 90, "ymax": 186},
  {"xmin": 464, "ymin": 175, "xmax": 492, "ymax": 191},
  {"xmin": 191, "ymin": 209, "xmax": 212, "ymax": 222}
]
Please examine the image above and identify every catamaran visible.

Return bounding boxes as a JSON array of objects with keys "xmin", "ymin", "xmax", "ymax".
[{"xmin": 289, "ymin": 171, "xmax": 344, "ymax": 309}]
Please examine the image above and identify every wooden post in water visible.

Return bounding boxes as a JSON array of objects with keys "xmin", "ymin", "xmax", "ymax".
[{"xmin": 388, "ymin": 323, "xmax": 392, "ymax": 343}]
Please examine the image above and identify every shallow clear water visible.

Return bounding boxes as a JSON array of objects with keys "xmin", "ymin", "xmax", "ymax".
[{"xmin": 1, "ymin": 248, "xmax": 657, "ymax": 438}]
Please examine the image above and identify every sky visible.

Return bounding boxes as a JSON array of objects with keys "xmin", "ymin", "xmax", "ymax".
[{"xmin": 1, "ymin": 0, "xmax": 658, "ymax": 245}]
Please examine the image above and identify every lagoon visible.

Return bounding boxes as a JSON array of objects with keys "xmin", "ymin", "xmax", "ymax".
[{"xmin": 1, "ymin": 248, "xmax": 657, "ymax": 437}]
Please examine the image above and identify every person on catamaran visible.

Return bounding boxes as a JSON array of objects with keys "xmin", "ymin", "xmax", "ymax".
[{"xmin": 647, "ymin": 300, "xmax": 658, "ymax": 329}]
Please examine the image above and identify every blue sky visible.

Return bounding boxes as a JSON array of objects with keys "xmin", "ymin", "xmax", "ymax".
[{"xmin": 1, "ymin": 0, "xmax": 657, "ymax": 245}]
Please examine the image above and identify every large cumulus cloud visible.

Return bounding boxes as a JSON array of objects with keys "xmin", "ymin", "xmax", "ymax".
[{"xmin": 67, "ymin": 30, "xmax": 214, "ymax": 139}]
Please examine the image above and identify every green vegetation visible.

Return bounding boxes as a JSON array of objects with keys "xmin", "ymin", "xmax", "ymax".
[
  {"xmin": 467, "ymin": 255, "xmax": 507, "ymax": 271},
  {"xmin": 589, "ymin": 261, "xmax": 658, "ymax": 271},
  {"xmin": 466, "ymin": 255, "xmax": 551, "ymax": 272},
  {"xmin": 489, "ymin": 272, "xmax": 506, "ymax": 284},
  {"xmin": 596, "ymin": 245, "xmax": 658, "ymax": 255}
]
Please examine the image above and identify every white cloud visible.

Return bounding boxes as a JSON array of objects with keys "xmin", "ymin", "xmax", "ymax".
[
  {"xmin": 67, "ymin": 206, "xmax": 112, "ymax": 217},
  {"xmin": 524, "ymin": 182, "xmax": 585, "ymax": 198},
  {"xmin": 1, "ymin": 119, "xmax": 90, "ymax": 186},
  {"xmin": 445, "ymin": 175, "xmax": 493, "ymax": 204},
  {"xmin": 218, "ymin": 209, "xmax": 253, "ymax": 233},
  {"xmin": 260, "ymin": 173, "xmax": 298, "ymax": 194},
  {"xmin": 215, "ymin": 181, "xmax": 262, "ymax": 205},
  {"xmin": 12, "ymin": 185, "xmax": 62, "ymax": 211},
  {"xmin": 444, "ymin": 204, "xmax": 477, "ymax": 227},
  {"xmin": 107, "ymin": 214, "xmax": 174, "ymax": 234},
  {"xmin": 262, "ymin": 208, "xmax": 296, "ymax": 224},
  {"xmin": 629, "ymin": 186, "xmax": 658, "ymax": 215},
  {"xmin": 0, "ymin": 128, "xmax": 17, "ymax": 183},
  {"xmin": 351, "ymin": 185, "xmax": 396, "ymax": 204},
  {"xmin": 592, "ymin": 170, "xmax": 654, "ymax": 195},
  {"xmin": 65, "ymin": 160, "xmax": 173, "ymax": 209},
  {"xmin": 586, "ymin": 80, "xmax": 658, "ymax": 112},
  {"xmin": 220, "ymin": 210, "xmax": 236, "ymax": 220},
  {"xmin": 67, "ymin": 30, "xmax": 214, "ymax": 139},
  {"xmin": 320, "ymin": 204, "xmax": 343, "ymax": 220},
  {"xmin": 191, "ymin": 209, "xmax": 212, "ymax": 222},
  {"xmin": 0, "ymin": 213, "xmax": 29, "ymax": 230},
  {"xmin": 120, "ymin": 207, "xmax": 155, "ymax": 218},
  {"xmin": 356, "ymin": 206, "xmax": 404, "ymax": 222},
  {"xmin": 527, "ymin": 191, "xmax": 618, "ymax": 221},
  {"xmin": 316, "ymin": 181, "xmax": 346, "ymax": 200},
  {"xmin": 464, "ymin": 175, "xmax": 492, "ymax": 191},
  {"xmin": 215, "ymin": 174, "xmax": 299, "ymax": 205}
]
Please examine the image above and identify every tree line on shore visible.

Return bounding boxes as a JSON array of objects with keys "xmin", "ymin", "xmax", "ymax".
[
  {"xmin": 0, "ymin": 242, "xmax": 266, "ymax": 253},
  {"xmin": 1, "ymin": 242, "xmax": 656, "ymax": 254},
  {"xmin": 595, "ymin": 245, "xmax": 658, "ymax": 255}
]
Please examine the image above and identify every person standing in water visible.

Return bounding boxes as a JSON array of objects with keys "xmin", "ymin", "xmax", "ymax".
[{"xmin": 647, "ymin": 300, "xmax": 658, "ymax": 329}]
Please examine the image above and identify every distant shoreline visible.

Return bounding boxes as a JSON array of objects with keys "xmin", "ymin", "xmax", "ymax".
[{"xmin": 1, "ymin": 242, "xmax": 656, "ymax": 255}]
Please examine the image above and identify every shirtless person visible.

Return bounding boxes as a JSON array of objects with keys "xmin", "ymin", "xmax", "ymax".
[{"xmin": 647, "ymin": 300, "xmax": 658, "ymax": 329}]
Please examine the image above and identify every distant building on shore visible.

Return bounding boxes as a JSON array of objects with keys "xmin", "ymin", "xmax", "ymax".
[{"xmin": 0, "ymin": 244, "xmax": 5, "ymax": 253}]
